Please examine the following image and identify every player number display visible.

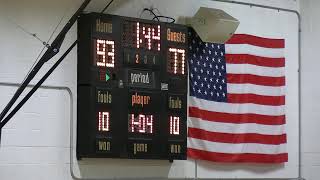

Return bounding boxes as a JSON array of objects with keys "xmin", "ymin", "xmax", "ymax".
[{"xmin": 129, "ymin": 114, "xmax": 153, "ymax": 134}]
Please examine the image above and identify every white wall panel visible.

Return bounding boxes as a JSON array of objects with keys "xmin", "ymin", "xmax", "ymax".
[{"xmin": 300, "ymin": 1, "xmax": 320, "ymax": 180}]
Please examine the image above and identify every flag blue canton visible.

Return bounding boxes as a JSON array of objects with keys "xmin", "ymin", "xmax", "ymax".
[{"xmin": 188, "ymin": 30, "xmax": 228, "ymax": 102}]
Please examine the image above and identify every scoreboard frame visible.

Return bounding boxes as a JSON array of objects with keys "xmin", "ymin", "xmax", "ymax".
[{"xmin": 77, "ymin": 12, "xmax": 188, "ymax": 161}]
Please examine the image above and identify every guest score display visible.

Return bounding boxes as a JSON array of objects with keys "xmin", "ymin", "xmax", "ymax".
[{"xmin": 77, "ymin": 13, "xmax": 188, "ymax": 161}]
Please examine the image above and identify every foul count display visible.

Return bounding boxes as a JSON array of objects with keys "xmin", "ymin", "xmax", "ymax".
[{"xmin": 77, "ymin": 13, "xmax": 188, "ymax": 160}]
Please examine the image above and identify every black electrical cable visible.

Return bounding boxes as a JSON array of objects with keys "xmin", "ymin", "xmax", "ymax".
[
  {"xmin": 101, "ymin": 0, "xmax": 114, "ymax": 13},
  {"xmin": 142, "ymin": 8, "xmax": 175, "ymax": 23},
  {"xmin": 142, "ymin": 8, "xmax": 160, "ymax": 21},
  {"xmin": 152, "ymin": 15, "xmax": 175, "ymax": 23}
]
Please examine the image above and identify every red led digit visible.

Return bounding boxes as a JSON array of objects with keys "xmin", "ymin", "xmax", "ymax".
[
  {"xmin": 169, "ymin": 48, "xmax": 186, "ymax": 75},
  {"xmin": 136, "ymin": 22, "xmax": 140, "ymax": 49},
  {"xmin": 96, "ymin": 39, "xmax": 106, "ymax": 67},
  {"xmin": 139, "ymin": 114, "xmax": 146, "ymax": 133},
  {"xmin": 146, "ymin": 115, "xmax": 153, "ymax": 133},
  {"xmin": 170, "ymin": 116, "xmax": 180, "ymax": 135},
  {"xmin": 152, "ymin": 25, "xmax": 161, "ymax": 51},
  {"xmin": 96, "ymin": 39, "xmax": 115, "ymax": 68},
  {"xmin": 145, "ymin": 27, "xmax": 151, "ymax": 50},
  {"xmin": 98, "ymin": 111, "xmax": 110, "ymax": 132},
  {"xmin": 105, "ymin": 40, "xmax": 115, "ymax": 67},
  {"xmin": 131, "ymin": 114, "xmax": 135, "ymax": 133},
  {"xmin": 179, "ymin": 49, "xmax": 186, "ymax": 75},
  {"xmin": 131, "ymin": 114, "xmax": 140, "ymax": 132}
]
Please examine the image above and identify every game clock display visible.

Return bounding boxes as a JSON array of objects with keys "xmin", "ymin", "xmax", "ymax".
[{"xmin": 77, "ymin": 13, "xmax": 188, "ymax": 161}]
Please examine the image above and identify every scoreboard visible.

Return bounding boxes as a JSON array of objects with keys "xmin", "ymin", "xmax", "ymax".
[{"xmin": 77, "ymin": 13, "xmax": 188, "ymax": 161}]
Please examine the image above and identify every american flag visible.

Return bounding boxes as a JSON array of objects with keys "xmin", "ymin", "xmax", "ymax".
[{"xmin": 187, "ymin": 29, "xmax": 288, "ymax": 163}]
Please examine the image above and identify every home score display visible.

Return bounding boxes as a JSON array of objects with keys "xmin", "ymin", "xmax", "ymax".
[{"xmin": 77, "ymin": 13, "xmax": 188, "ymax": 161}]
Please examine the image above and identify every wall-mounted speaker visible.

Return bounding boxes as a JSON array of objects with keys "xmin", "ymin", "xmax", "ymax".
[{"xmin": 179, "ymin": 7, "xmax": 240, "ymax": 44}]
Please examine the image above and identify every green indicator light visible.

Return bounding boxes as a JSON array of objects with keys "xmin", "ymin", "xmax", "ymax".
[{"xmin": 105, "ymin": 73, "xmax": 110, "ymax": 82}]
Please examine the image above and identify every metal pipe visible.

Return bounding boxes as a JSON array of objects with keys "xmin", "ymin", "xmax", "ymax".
[
  {"xmin": 0, "ymin": 82, "xmax": 71, "ymax": 146},
  {"xmin": 0, "ymin": 82, "xmax": 70, "ymax": 92},
  {"xmin": 207, "ymin": 1, "xmax": 303, "ymax": 180}
]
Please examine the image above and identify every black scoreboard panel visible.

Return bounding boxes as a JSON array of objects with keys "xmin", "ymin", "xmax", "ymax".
[{"xmin": 77, "ymin": 13, "xmax": 188, "ymax": 161}]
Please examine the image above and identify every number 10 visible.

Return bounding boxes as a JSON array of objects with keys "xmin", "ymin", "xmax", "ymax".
[
  {"xmin": 98, "ymin": 111, "xmax": 110, "ymax": 132},
  {"xmin": 170, "ymin": 116, "xmax": 180, "ymax": 135}
]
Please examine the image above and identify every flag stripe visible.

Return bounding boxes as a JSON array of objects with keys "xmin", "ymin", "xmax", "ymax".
[
  {"xmin": 226, "ymin": 64, "xmax": 285, "ymax": 77},
  {"xmin": 187, "ymin": 148, "xmax": 288, "ymax": 163},
  {"xmin": 188, "ymin": 137, "xmax": 287, "ymax": 154},
  {"xmin": 227, "ymin": 74, "xmax": 285, "ymax": 87},
  {"xmin": 226, "ymin": 34, "xmax": 285, "ymax": 48},
  {"xmin": 189, "ymin": 107, "xmax": 285, "ymax": 125},
  {"xmin": 227, "ymin": 94, "xmax": 285, "ymax": 106},
  {"xmin": 189, "ymin": 97, "xmax": 285, "ymax": 116},
  {"xmin": 225, "ymin": 54, "xmax": 285, "ymax": 68},
  {"xmin": 227, "ymin": 83, "xmax": 285, "ymax": 96},
  {"xmin": 225, "ymin": 44, "xmax": 284, "ymax": 58},
  {"xmin": 188, "ymin": 117, "xmax": 285, "ymax": 135},
  {"xmin": 188, "ymin": 128, "xmax": 287, "ymax": 145}
]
